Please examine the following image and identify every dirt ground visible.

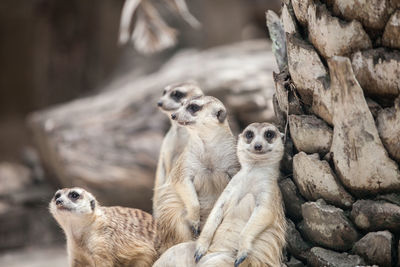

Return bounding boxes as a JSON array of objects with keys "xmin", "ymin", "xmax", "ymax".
[{"xmin": 0, "ymin": 246, "xmax": 67, "ymax": 267}]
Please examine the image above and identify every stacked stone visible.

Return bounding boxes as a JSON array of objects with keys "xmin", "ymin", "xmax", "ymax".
[{"xmin": 270, "ymin": 1, "xmax": 400, "ymax": 266}]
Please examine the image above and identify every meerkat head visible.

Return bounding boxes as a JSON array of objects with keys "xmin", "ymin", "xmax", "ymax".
[
  {"xmin": 157, "ymin": 81, "xmax": 204, "ymax": 117},
  {"xmin": 49, "ymin": 187, "xmax": 97, "ymax": 221},
  {"xmin": 238, "ymin": 122, "xmax": 284, "ymax": 166},
  {"xmin": 170, "ymin": 96, "xmax": 228, "ymax": 131}
]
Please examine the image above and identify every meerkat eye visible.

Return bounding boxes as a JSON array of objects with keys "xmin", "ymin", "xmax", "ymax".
[
  {"xmin": 171, "ymin": 90, "xmax": 185, "ymax": 100},
  {"xmin": 265, "ymin": 130, "xmax": 275, "ymax": 139},
  {"xmin": 245, "ymin": 130, "xmax": 254, "ymax": 139},
  {"xmin": 54, "ymin": 193, "xmax": 61, "ymax": 200},
  {"xmin": 187, "ymin": 104, "xmax": 201, "ymax": 113},
  {"xmin": 68, "ymin": 191, "xmax": 80, "ymax": 199}
]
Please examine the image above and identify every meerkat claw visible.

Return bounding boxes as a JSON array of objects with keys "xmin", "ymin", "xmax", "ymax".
[
  {"xmin": 234, "ymin": 254, "xmax": 247, "ymax": 267},
  {"xmin": 194, "ymin": 250, "xmax": 203, "ymax": 263}
]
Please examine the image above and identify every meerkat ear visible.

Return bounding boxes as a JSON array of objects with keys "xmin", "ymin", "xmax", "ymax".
[
  {"xmin": 216, "ymin": 108, "xmax": 227, "ymax": 123},
  {"xmin": 90, "ymin": 199, "xmax": 96, "ymax": 210}
]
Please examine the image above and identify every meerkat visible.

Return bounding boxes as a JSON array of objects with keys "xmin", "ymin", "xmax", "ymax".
[
  {"xmin": 153, "ymin": 81, "xmax": 204, "ymax": 218},
  {"xmin": 49, "ymin": 187, "xmax": 157, "ymax": 267},
  {"xmin": 154, "ymin": 95, "xmax": 240, "ymax": 254},
  {"xmin": 153, "ymin": 122, "xmax": 287, "ymax": 267}
]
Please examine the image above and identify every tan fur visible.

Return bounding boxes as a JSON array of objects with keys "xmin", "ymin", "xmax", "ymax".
[
  {"xmin": 154, "ymin": 96, "xmax": 240, "ymax": 254},
  {"xmin": 154, "ymin": 123, "xmax": 287, "ymax": 267},
  {"xmin": 153, "ymin": 82, "xmax": 204, "ymax": 218},
  {"xmin": 49, "ymin": 187, "xmax": 157, "ymax": 267}
]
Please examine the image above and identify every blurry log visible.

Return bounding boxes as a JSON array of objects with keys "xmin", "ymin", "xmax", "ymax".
[{"xmin": 28, "ymin": 40, "xmax": 277, "ymax": 211}]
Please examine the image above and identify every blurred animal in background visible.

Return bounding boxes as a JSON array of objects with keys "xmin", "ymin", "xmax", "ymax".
[
  {"xmin": 49, "ymin": 187, "xmax": 158, "ymax": 267},
  {"xmin": 154, "ymin": 122, "xmax": 286, "ymax": 267},
  {"xmin": 153, "ymin": 81, "xmax": 204, "ymax": 218},
  {"xmin": 155, "ymin": 95, "xmax": 240, "ymax": 254},
  {"xmin": 118, "ymin": 0, "xmax": 201, "ymax": 54}
]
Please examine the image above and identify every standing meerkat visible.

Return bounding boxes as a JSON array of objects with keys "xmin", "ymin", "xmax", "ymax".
[
  {"xmin": 49, "ymin": 187, "xmax": 157, "ymax": 267},
  {"xmin": 154, "ymin": 95, "xmax": 240, "ymax": 254},
  {"xmin": 153, "ymin": 82, "xmax": 204, "ymax": 218},
  {"xmin": 154, "ymin": 122, "xmax": 286, "ymax": 267}
]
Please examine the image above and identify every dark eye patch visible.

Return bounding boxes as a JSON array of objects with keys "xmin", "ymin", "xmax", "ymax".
[
  {"xmin": 171, "ymin": 90, "xmax": 186, "ymax": 101},
  {"xmin": 162, "ymin": 89, "xmax": 167, "ymax": 96},
  {"xmin": 187, "ymin": 104, "xmax": 202, "ymax": 113},
  {"xmin": 245, "ymin": 130, "xmax": 254, "ymax": 139},
  {"xmin": 264, "ymin": 130, "xmax": 275, "ymax": 140},
  {"xmin": 68, "ymin": 191, "xmax": 80, "ymax": 200},
  {"xmin": 54, "ymin": 192, "xmax": 61, "ymax": 200}
]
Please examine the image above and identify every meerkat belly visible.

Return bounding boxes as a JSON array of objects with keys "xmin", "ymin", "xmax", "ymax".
[
  {"xmin": 194, "ymin": 171, "xmax": 229, "ymax": 226},
  {"xmin": 209, "ymin": 193, "xmax": 256, "ymax": 252}
]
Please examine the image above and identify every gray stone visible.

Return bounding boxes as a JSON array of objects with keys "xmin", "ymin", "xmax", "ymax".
[
  {"xmin": 286, "ymin": 219, "xmax": 311, "ymax": 261},
  {"xmin": 289, "ymin": 115, "xmax": 332, "ymax": 154},
  {"xmin": 377, "ymin": 97, "xmax": 400, "ymax": 164},
  {"xmin": 352, "ymin": 49, "xmax": 400, "ymax": 99},
  {"xmin": 329, "ymin": 56, "xmax": 400, "ymax": 195},
  {"xmin": 308, "ymin": 247, "xmax": 365, "ymax": 267},
  {"xmin": 285, "ymin": 257, "xmax": 305, "ymax": 267},
  {"xmin": 293, "ymin": 152, "xmax": 354, "ymax": 208},
  {"xmin": 352, "ymin": 231, "xmax": 393, "ymax": 267},
  {"xmin": 351, "ymin": 199, "xmax": 400, "ymax": 232},
  {"xmin": 279, "ymin": 178, "xmax": 305, "ymax": 222},
  {"xmin": 301, "ymin": 200, "xmax": 359, "ymax": 251},
  {"xmin": 383, "ymin": 10, "xmax": 400, "ymax": 49}
]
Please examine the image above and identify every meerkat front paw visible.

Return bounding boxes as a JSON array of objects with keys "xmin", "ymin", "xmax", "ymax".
[
  {"xmin": 234, "ymin": 251, "xmax": 248, "ymax": 267},
  {"xmin": 194, "ymin": 241, "xmax": 208, "ymax": 263},
  {"xmin": 187, "ymin": 219, "xmax": 201, "ymax": 238}
]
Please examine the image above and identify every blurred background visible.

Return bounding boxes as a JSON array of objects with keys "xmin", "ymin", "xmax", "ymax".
[{"xmin": 0, "ymin": 0, "xmax": 280, "ymax": 265}]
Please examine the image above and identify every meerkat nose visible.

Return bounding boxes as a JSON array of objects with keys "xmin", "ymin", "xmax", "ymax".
[
  {"xmin": 56, "ymin": 199, "xmax": 63, "ymax": 205},
  {"xmin": 254, "ymin": 144, "xmax": 263, "ymax": 151},
  {"xmin": 157, "ymin": 101, "xmax": 163, "ymax": 107},
  {"xmin": 171, "ymin": 114, "xmax": 177, "ymax": 120}
]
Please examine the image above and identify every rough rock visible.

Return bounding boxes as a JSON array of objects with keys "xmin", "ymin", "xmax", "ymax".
[
  {"xmin": 286, "ymin": 34, "xmax": 332, "ymax": 124},
  {"xmin": 273, "ymin": 70, "xmax": 303, "ymax": 119},
  {"xmin": 383, "ymin": 10, "xmax": 400, "ymax": 49},
  {"xmin": 351, "ymin": 199, "xmax": 400, "ymax": 232},
  {"xmin": 376, "ymin": 97, "xmax": 400, "ymax": 163},
  {"xmin": 377, "ymin": 193, "xmax": 400, "ymax": 206},
  {"xmin": 328, "ymin": 0, "xmax": 390, "ymax": 30},
  {"xmin": 301, "ymin": 200, "xmax": 359, "ymax": 251},
  {"xmin": 351, "ymin": 48, "xmax": 400, "ymax": 99},
  {"xmin": 365, "ymin": 98, "xmax": 382, "ymax": 118},
  {"xmin": 291, "ymin": 0, "xmax": 312, "ymax": 25},
  {"xmin": 307, "ymin": 3, "xmax": 372, "ymax": 58},
  {"xmin": 293, "ymin": 152, "xmax": 354, "ymax": 208},
  {"xmin": 308, "ymin": 247, "xmax": 365, "ymax": 267},
  {"xmin": 286, "ymin": 219, "xmax": 311, "ymax": 261},
  {"xmin": 279, "ymin": 178, "xmax": 305, "ymax": 222},
  {"xmin": 329, "ymin": 56, "xmax": 400, "ymax": 195},
  {"xmin": 0, "ymin": 162, "xmax": 31, "ymax": 196},
  {"xmin": 285, "ymin": 257, "xmax": 305, "ymax": 267},
  {"xmin": 281, "ymin": 3, "xmax": 298, "ymax": 34},
  {"xmin": 352, "ymin": 231, "xmax": 393, "ymax": 267},
  {"xmin": 28, "ymin": 40, "xmax": 277, "ymax": 210},
  {"xmin": 289, "ymin": 115, "xmax": 332, "ymax": 154}
]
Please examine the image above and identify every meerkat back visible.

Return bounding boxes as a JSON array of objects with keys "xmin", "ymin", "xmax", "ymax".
[{"xmin": 153, "ymin": 82, "xmax": 204, "ymax": 217}]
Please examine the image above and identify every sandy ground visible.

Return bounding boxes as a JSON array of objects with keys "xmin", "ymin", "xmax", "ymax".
[{"xmin": 0, "ymin": 246, "xmax": 68, "ymax": 267}]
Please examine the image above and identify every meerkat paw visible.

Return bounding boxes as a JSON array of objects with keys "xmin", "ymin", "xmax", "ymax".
[
  {"xmin": 234, "ymin": 250, "xmax": 248, "ymax": 267},
  {"xmin": 194, "ymin": 242, "xmax": 208, "ymax": 263},
  {"xmin": 187, "ymin": 219, "xmax": 201, "ymax": 238}
]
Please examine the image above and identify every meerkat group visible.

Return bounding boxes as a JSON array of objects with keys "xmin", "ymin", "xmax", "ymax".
[{"xmin": 50, "ymin": 82, "xmax": 286, "ymax": 267}]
